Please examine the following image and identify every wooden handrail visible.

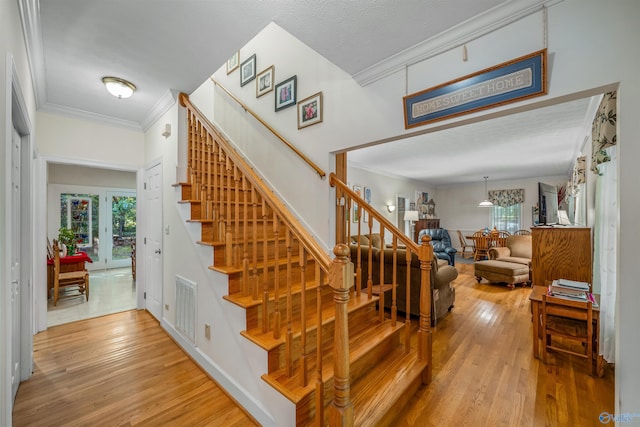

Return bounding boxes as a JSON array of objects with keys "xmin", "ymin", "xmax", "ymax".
[
  {"xmin": 329, "ymin": 172, "xmax": 419, "ymax": 252},
  {"xmin": 179, "ymin": 92, "xmax": 331, "ymax": 271},
  {"xmin": 209, "ymin": 78, "xmax": 327, "ymax": 179}
]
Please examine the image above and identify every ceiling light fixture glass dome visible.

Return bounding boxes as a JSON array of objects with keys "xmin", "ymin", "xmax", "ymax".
[
  {"xmin": 478, "ymin": 176, "xmax": 493, "ymax": 207},
  {"xmin": 102, "ymin": 76, "xmax": 136, "ymax": 99}
]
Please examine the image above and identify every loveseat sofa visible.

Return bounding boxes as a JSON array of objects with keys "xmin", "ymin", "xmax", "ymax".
[
  {"xmin": 418, "ymin": 228, "xmax": 458, "ymax": 266},
  {"xmin": 349, "ymin": 233, "xmax": 458, "ymax": 322}
]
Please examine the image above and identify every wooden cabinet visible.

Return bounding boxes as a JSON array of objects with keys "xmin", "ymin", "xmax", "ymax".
[
  {"xmin": 414, "ymin": 218, "xmax": 440, "ymax": 242},
  {"xmin": 531, "ymin": 227, "xmax": 592, "ymax": 288}
]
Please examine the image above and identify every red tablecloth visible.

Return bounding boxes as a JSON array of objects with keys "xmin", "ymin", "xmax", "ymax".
[{"xmin": 47, "ymin": 251, "xmax": 93, "ymax": 265}]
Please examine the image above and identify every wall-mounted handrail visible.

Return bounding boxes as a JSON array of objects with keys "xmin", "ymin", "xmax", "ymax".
[{"xmin": 210, "ymin": 77, "xmax": 326, "ymax": 179}]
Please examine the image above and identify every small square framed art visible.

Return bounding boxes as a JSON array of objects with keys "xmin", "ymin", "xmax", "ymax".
[
  {"xmin": 240, "ymin": 54, "xmax": 256, "ymax": 87},
  {"xmin": 274, "ymin": 75, "xmax": 297, "ymax": 111},
  {"xmin": 256, "ymin": 65, "xmax": 274, "ymax": 98},
  {"xmin": 297, "ymin": 92, "xmax": 323, "ymax": 129}
]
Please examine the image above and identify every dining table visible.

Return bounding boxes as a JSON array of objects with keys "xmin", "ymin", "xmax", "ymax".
[{"xmin": 465, "ymin": 230, "xmax": 508, "ymax": 260}]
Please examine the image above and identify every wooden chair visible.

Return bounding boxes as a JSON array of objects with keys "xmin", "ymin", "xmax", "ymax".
[
  {"xmin": 52, "ymin": 239, "xmax": 89, "ymax": 306},
  {"xmin": 513, "ymin": 229, "xmax": 531, "ymax": 236},
  {"xmin": 541, "ymin": 293, "xmax": 594, "ymax": 375},
  {"xmin": 456, "ymin": 230, "xmax": 471, "ymax": 258},
  {"xmin": 492, "ymin": 229, "xmax": 510, "ymax": 247},
  {"xmin": 472, "ymin": 231, "xmax": 492, "ymax": 261}
]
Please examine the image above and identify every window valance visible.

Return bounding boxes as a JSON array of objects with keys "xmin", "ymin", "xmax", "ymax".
[
  {"xmin": 592, "ymin": 91, "xmax": 617, "ymax": 174},
  {"xmin": 488, "ymin": 188, "xmax": 524, "ymax": 207}
]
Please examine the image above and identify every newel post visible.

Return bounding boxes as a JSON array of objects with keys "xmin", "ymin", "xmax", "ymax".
[
  {"xmin": 328, "ymin": 244, "xmax": 354, "ymax": 427},
  {"xmin": 418, "ymin": 235, "xmax": 433, "ymax": 384}
]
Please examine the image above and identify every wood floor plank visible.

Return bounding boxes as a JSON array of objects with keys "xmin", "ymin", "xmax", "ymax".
[
  {"xmin": 12, "ymin": 310, "xmax": 257, "ymax": 427},
  {"xmin": 394, "ymin": 264, "xmax": 614, "ymax": 427}
]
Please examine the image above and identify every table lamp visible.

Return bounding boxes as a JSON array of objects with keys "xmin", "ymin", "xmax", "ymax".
[{"xmin": 404, "ymin": 210, "xmax": 419, "ymax": 240}]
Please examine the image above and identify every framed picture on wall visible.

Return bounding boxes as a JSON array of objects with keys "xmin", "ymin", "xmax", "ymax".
[
  {"xmin": 226, "ymin": 51, "xmax": 239, "ymax": 74},
  {"xmin": 275, "ymin": 75, "xmax": 297, "ymax": 111},
  {"xmin": 240, "ymin": 54, "xmax": 256, "ymax": 87},
  {"xmin": 297, "ymin": 92, "xmax": 323, "ymax": 129},
  {"xmin": 256, "ymin": 65, "xmax": 274, "ymax": 98}
]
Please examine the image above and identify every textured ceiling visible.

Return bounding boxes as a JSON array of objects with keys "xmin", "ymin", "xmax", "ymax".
[{"xmin": 28, "ymin": 0, "xmax": 506, "ymax": 128}]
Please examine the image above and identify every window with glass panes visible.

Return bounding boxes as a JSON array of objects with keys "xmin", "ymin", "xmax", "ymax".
[{"xmin": 491, "ymin": 204, "xmax": 522, "ymax": 234}]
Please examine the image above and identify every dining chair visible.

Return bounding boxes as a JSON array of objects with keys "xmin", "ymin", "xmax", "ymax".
[
  {"xmin": 456, "ymin": 230, "xmax": 471, "ymax": 258},
  {"xmin": 513, "ymin": 229, "xmax": 531, "ymax": 236},
  {"xmin": 472, "ymin": 231, "xmax": 492, "ymax": 261},
  {"xmin": 52, "ymin": 239, "xmax": 89, "ymax": 306},
  {"xmin": 541, "ymin": 293, "xmax": 594, "ymax": 375}
]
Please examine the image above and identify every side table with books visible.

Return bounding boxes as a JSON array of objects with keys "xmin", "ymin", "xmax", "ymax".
[{"xmin": 528, "ymin": 283, "xmax": 604, "ymax": 377}]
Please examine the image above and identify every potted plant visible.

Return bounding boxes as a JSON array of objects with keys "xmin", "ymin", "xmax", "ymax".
[{"xmin": 58, "ymin": 227, "xmax": 77, "ymax": 256}]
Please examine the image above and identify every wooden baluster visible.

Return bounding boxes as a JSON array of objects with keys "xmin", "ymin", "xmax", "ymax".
[
  {"xmin": 355, "ymin": 205, "xmax": 362, "ymax": 298},
  {"xmin": 328, "ymin": 244, "xmax": 354, "ymax": 427},
  {"xmin": 272, "ymin": 216, "xmax": 281, "ymax": 339},
  {"xmin": 391, "ymin": 235, "xmax": 397, "ymax": 326},
  {"xmin": 261, "ymin": 202, "xmax": 269, "ymax": 334},
  {"xmin": 188, "ymin": 112, "xmax": 195, "ymax": 184},
  {"xmin": 285, "ymin": 230, "xmax": 293, "ymax": 376},
  {"xmin": 194, "ymin": 120, "xmax": 201, "ymax": 197},
  {"xmin": 405, "ymin": 248, "xmax": 412, "ymax": 353},
  {"xmin": 212, "ymin": 142, "xmax": 220, "ymax": 240},
  {"xmin": 241, "ymin": 176, "xmax": 249, "ymax": 297},
  {"xmin": 418, "ymin": 234, "xmax": 433, "ymax": 384},
  {"xmin": 251, "ymin": 187, "xmax": 259, "ymax": 301},
  {"xmin": 367, "ymin": 215, "xmax": 373, "ymax": 299},
  {"xmin": 206, "ymin": 133, "xmax": 213, "ymax": 219},
  {"xmin": 378, "ymin": 226, "xmax": 386, "ymax": 322},
  {"xmin": 315, "ymin": 264, "xmax": 324, "ymax": 426},
  {"xmin": 299, "ymin": 247, "xmax": 308, "ymax": 387},
  {"xmin": 233, "ymin": 167, "xmax": 241, "ymax": 268},
  {"xmin": 224, "ymin": 156, "xmax": 232, "ymax": 265}
]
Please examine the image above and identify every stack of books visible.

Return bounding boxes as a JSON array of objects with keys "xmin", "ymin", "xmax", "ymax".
[{"xmin": 548, "ymin": 279, "xmax": 593, "ymax": 302}]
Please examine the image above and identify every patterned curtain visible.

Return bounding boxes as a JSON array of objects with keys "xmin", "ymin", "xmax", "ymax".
[
  {"xmin": 591, "ymin": 91, "xmax": 617, "ymax": 174},
  {"xmin": 569, "ymin": 155, "xmax": 586, "ymax": 196},
  {"xmin": 488, "ymin": 188, "xmax": 524, "ymax": 207}
]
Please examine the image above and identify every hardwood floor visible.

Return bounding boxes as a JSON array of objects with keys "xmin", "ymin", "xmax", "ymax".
[
  {"xmin": 13, "ymin": 264, "xmax": 614, "ymax": 426},
  {"xmin": 395, "ymin": 264, "xmax": 614, "ymax": 427},
  {"xmin": 12, "ymin": 310, "xmax": 257, "ymax": 427}
]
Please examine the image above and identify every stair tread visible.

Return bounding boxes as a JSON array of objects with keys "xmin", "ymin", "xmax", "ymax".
[
  {"xmin": 261, "ymin": 317, "xmax": 405, "ymax": 403},
  {"xmin": 209, "ymin": 252, "xmax": 308, "ymax": 275},
  {"xmin": 241, "ymin": 290, "xmax": 377, "ymax": 351},
  {"xmin": 351, "ymin": 348, "xmax": 427, "ymax": 427},
  {"xmin": 222, "ymin": 278, "xmax": 321, "ymax": 309}
]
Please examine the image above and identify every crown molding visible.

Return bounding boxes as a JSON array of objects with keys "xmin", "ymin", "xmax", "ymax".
[
  {"xmin": 352, "ymin": 0, "xmax": 563, "ymax": 86},
  {"xmin": 40, "ymin": 102, "xmax": 142, "ymax": 131},
  {"xmin": 17, "ymin": 0, "xmax": 47, "ymax": 108},
  {"xmin": 141, "ymin": 89, "xmax": 179, "ymax": 132}
]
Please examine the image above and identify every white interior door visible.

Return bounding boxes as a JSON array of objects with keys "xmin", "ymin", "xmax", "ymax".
[
  {"xmin": 11, "ymin": 128, "xmax": 21, "ymax": 402},
  {"xmin": 144, "ymin": 163, "xmax": 163, "ymax": 321}
]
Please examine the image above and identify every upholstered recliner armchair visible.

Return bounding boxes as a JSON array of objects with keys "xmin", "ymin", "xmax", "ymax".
[{"xmin": 418, "ymin": 228, "xmax": 457, "ymax": 266}]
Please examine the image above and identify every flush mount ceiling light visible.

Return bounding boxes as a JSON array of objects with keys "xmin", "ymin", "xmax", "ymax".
[
  {"xmin": 478, "ymin": 176, "xmax": 494, "ymax": 207},
  {"xmin": 102, "ymin": 76, "xmax": 136, "ymax": 99}
]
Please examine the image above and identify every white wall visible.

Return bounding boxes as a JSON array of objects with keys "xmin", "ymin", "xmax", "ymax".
[
  {"xmin": 36, "ymin": 111, "xmax": 144, "ymax": 167},
  {"xmin": 201, "ymin": 0, "xmax": 640, "ymax": 418},
  {"xmin": 436, "ymin": 175, "xmax": 567, "ymax": 238},
  {"xmin": 347, "ymin": 165, "xmax": 435, "ymax": 237}
]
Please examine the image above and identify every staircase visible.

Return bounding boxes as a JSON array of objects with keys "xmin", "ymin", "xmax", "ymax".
[{"xmin": 176, "ymin": 92, "xmax": 433, "ymax": 426}]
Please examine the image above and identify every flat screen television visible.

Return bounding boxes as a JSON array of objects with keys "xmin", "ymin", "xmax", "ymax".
[{"xmin": 538, "ymin": 182, "xmax": 559, "ymax": 225}]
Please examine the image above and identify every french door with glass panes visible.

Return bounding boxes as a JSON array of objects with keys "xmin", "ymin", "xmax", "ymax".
[{"xmin": 57, "ymin": 187, "xmax": 136, "ymax": 270}]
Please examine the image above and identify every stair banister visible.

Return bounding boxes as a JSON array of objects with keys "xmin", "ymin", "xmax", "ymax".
[
  {"xmin": 209, "ymin": 78, "xmax": 326, "ymax": 179},
  {"xmin": 179, "ymin": 93, "xmax": 331, "ymax": 270}
]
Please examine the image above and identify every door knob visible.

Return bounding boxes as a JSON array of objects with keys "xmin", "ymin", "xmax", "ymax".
[{"xmin": 155, "ymin": 249, "xmax": 162, "ymax": 254}]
